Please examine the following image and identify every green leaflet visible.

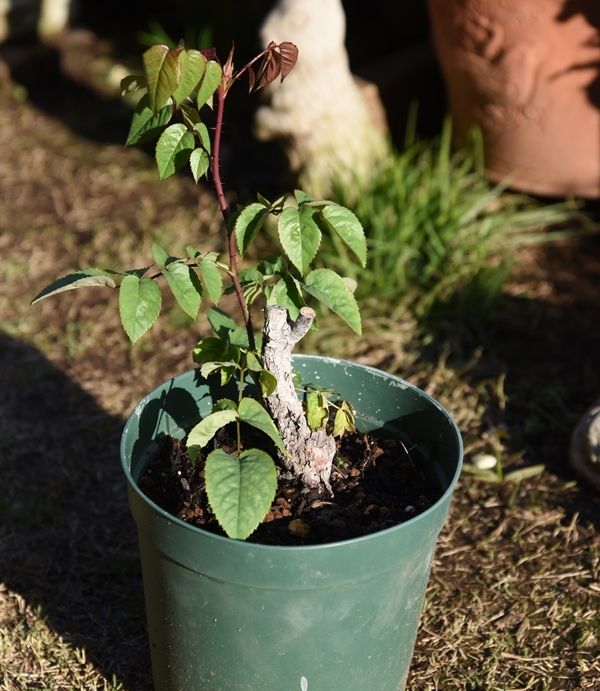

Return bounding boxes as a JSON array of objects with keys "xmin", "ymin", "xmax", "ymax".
[
  {"xmin": 143, "ymin": 44, "xmax": 180, "ymax": 111},
  {"xmin": 162, "ymin": 263, "xmax": 203, "ymax": 319},
  {"xmin": 304, "ymin": 268, "xmax": 362, "ymax": 334},
  {"xmin": 278, "ymin": 205, "xmax": 322, "ymax": 276},
  {"xmin": 118, "ymin": 275, "xmax": 161, "ymax": 343},
  {"xmin": 126, "ymin": 96, "xmax": 173, "ymax": 146},
  {"xmin": 197, "ymin": 61, "xmax": 222, "ymax": 109},
  {"xmin": 204, "ymin": 448, "xmax": 277, "ymax": 540},
  {"xmin": 190, "ymin": 147, "xmax": 210, "ymax": 183},
  {"xmin": 320, "ymin": 203, "xmax": 367, "ymax": 267},
  {"xmin": 198, "ymin": 258, "xmax": 223, "ymax": 303},
  {"xmin": 238, "ymin": 397, "xmax": 287, "ymax": 454},
  {"xmin": 155, "ymin": 124, "xmax": 195, "ymax": 180},
  {"xmin": 235, "ymin": 202, "xmax": 268, "ymax": 256},
  {"xmin": 267, "ymin": 275, "xmax": 304, "ymax": 320},
  {"xmin": 172, "ymin": 49, "xmax": 206, "ymax": 106},
  {"xmin": 32, "ymin": 269, "xmax": 116, "ymax": 305},
  {"xmin": 186, "ymin": 409, "xmax": 239, "ymax": 461},
  {"xmin": 333, "ymin": 401, "xmax": 356, "ymax": 437},
  {"xmin": 306, "ymin": 390, "xmax": 329, "ymax": 431},
  {"xmin": 193, "ymin": 122, "xmax": 212, "ymax": 153}
]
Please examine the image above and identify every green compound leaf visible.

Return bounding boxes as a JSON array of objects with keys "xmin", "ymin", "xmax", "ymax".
[
  {"xmin": 278, "ymin": 204, "xmax": 322, "ymax": 276},
  {"xmin": 162, "ymin": 263, "xmax": 202, "ymax": 319},
  {"xmin": 143, "ymin": 44, "xmax": 180, "ymax": 111},
  {"xmin": 333, "ymin": 401, "xmax": 356, "ymax": 437},
  {"xmin": 238, "ymin": 397, "xmax": 287, "ymax": 454},
  {"xmin": 267, "ymin": 275, "xmax": 304, "ymax": 320},
  {"xmin": 193, "ymin": 122, "xmax": 212, "ymax": 153},
  {"xmin": 193, "ymin": 336, "xmax": 235, "ymax": 365},
  {"xmin": 155, "ymin": 124, "xmax": 195, "ymax": 180},
  {"xmin": 172, "ymin": 49, "xmax": 206, "ymax": 106},
  {"xmin": 307, "ymin": 390, "xmax": 329, "ymax": 432},
  {"xmin": 319, "ymin": 204, "xmax": 367, "ymax": 267},
  {"xmin": 32, "ymin": 269, "xmax": 116, "ymax": 305},
  {"xmin": 205, "ymin": 448, "xmax": 277, "ymax": 540},
  {"xmin": 190, "ymin": 147, "xmax": 210, "ymax": 183},
  {"xmin": 186, "ymin": 409, "xmax": 239, "ymax": 462},
  {"xmin": 126, "ymin": 95, "xmax": 173, "ymax": 146},
  {"xmin": 197, "ymin": 60, "xmax": 222, "ymax": 110},
  {"xmin": 258, "ymin": 369, "xmax": 278, "ymax": 397},
  {"xmin": 151, "ymin": 242, "xmax": 169, "ymax": 266},
  {"xmin": 198, "ymin": 258, "xmax": 223, "ymax": 303},
  {"xmin": 304, "ymin": 268, "xmax": 362, "ymax": 335},
  {"xmin": 235, "ymin": 202, "xmax": 269, "ymax": 256},
  {"xmin": 118, "ymin": 275, "xmax": 161, "ymax": 343}
]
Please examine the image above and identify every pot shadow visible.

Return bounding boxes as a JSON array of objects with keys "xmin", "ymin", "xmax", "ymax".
[
  {"xmin": 419, "ymin": 235, "xmax": 600, "ymax": 529},
  {"xmin": 0, "ymin": 333, "xmax": 151, "ymax": 689}
]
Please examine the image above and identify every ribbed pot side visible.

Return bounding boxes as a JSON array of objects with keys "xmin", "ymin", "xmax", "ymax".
[{"xmin": 121, "ymin": 356, "xmax": 463, "ymax": 691}]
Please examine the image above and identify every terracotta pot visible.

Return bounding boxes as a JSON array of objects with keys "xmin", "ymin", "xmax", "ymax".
[{"xmin": 426, "ymin": 0, "xmax": 600, "ymax": 198}]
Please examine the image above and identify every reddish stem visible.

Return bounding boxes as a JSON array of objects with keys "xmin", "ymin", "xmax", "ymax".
[{"xmin": 212, "ymin": 87, "xmax": 256, "ymax": 351}]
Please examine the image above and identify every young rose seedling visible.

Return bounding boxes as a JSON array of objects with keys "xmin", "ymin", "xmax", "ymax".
[{"xmin": 33, "ymin": 41, "xmax": 365, "ymax": 540}]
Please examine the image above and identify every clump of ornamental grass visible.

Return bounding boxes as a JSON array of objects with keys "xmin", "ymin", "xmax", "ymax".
[{"xmin": 33, "ymin": 41, "xmax": 367, "ymax": 540}]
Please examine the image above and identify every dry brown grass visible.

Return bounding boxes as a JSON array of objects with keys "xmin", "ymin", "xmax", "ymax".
[{"xmin": 0, "ymin": 38, "xmax": 598, "ymax": 691}]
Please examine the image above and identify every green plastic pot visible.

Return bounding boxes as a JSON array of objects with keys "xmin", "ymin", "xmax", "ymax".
[{"xmin": 121, "ymin": 355, "xmax": 462, "ymax": 691}]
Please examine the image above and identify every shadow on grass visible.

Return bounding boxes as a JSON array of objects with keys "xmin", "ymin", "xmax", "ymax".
[
  {"xmin": 0, "ymin": 333, "xmax": 151, "ymax": 689},
  {"xmin": 420, "ymin": 237, "xmax": 600, "ymax": 528}
]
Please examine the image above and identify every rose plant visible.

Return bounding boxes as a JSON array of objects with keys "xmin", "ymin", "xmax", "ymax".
[{"xmin": 33, "ymin": 40, "xmax": 367, "ymax": 540}]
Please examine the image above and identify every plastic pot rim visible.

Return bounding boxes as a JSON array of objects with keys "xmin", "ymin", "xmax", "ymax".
[{"xmin": 120, "ymin": 354, "xmax": 463, "ymax": 554}]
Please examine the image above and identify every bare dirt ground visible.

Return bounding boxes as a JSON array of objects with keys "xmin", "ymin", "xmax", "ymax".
[{"xmin": 0, "ymin": 35, "xmax": 599, "ymax": 691}]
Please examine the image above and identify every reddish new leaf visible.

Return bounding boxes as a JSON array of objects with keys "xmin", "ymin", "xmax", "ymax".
[{"xmin": 278, "ymin": 41, "xmax": 298, "ymax": 80}]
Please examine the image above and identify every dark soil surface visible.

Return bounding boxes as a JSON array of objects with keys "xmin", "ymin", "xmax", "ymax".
[{"xmin": 140, "ymin": 429, "xmax": 438, "ymax": 545}]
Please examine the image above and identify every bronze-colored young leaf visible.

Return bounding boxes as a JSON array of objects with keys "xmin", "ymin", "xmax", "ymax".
[
  {"xmin": 143, "ymin": 44, "xmax": 181, "ymax": 112},
  {"xmin": 278, "ymin": 41, "xmax": 298, "ymax": 80}
]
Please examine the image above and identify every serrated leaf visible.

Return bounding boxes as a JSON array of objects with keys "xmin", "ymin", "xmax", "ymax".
[
  {"xmin": 143, "ymin": 44, "xmax": 181, "ymax": 111},
  {"xmin": 304, "ymin": 268, "xmax": 362, "ymax": 334},
  {"xmin": 214, "ymin": 398, "xmax": 238, "ymax": 412},
  {"xmin": 172, "ymin": 49, "xmax": 206, "ymax": 106},
  {"xmin": 180, "ymin": 103, "xmax": 201, "ymax": 130},
  {"xmin": 258, "ymin": 370, "xmax": 278, "ymax": 397},
  {"xmin": 186, "ymin": 410, "xmax": 239, "ymax": 461},
  {"xmin": 320, "ymin": 204, "xmax": 367, "ymax": 267},
  {"xmin": 238, "ymin": 398, "xmax": 287, "ymax": 454},
  {"xmin": 193, "ymin": 337, "xmax": 234, "ymax": 365},
  {"xmin": 190, "ymin": 147, "xmax": 210, "ymax": 183},
  {"xmin": 278, "ymin": 205, "xmax": 321, "ymax": 276},
  {"xmin": 155, "ymin": 124, "xmax": 195, "ymax": 180},
  {"xmin": 126, "ymin": 95, "xmax": 173, "ymax": 146},
  {"xmin": 200, "ymin": 361, "xmax": 238, "ymax": 379},
  {"xmin": 267, "ymin": 275, "xmax": 304, "ymax": 320},
  {"xmin": 294, "ymin": 189, "xmax": 312, "ymax": 205},
  {"xmin": 193, "ymin": 122, "xmax": 211, "ymax": 153},
  {"xmin": 118, "ymin": 275, "xmax": 161, "ymax": 343},
  {"xmin": 162, "ymin": 263, "xmax": 202, "ymax": 319},
  {"xmin": 32, "ymin": 269, "xmax": 117, "ymax": 305},
  {"xmin": 230, "ymin": 327, "xmax": 251, "ymax": 349},
  {"xmin": 197, "ymin": 60, "xmax": 222, "ymax": 109},
  {"xmin": 151, "ymin": 242, "xmax": 169, "ymax": 266},
  {"xmin": 207, "ymin": 307, "xmax": 238, "ymax": 337},
  {"xmin": 307, "ymin": 391, "xmax": 328, "ymax": 431},
  {"xmin": 205, "ymin": 448, "xmax": 277, "ymax": 540},
  {"xmin": 235, "ymin": 203, "xmax": 268, "ymax": 256},
  {"xmin": 333, "ymin": 401, "xmax": 356, "ymax": 437},
  {"xmin": 198, "ymin": 258, "xmax": 223, "ymax": 303}
]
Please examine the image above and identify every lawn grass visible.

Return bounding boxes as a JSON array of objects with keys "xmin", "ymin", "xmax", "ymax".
[{"xmin": 0, "ymin": 38, "xmax": 599, "ymax": 691}]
